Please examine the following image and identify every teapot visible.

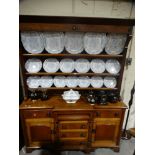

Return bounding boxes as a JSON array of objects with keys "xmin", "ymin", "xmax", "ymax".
[
  {"xmin": 29, "ymin": 91, "xmax": 38, "ymax": 100},
  {"xmin": 97, "ymin": 91, "xmax": 108, "ymax": 105},
  {"xmin": 107, "ymin": 92, "xmax": 120, "ymax": 103},
  {"xmin": 87, "ymin": 91, "xmax": 98, "ymax": 104}
]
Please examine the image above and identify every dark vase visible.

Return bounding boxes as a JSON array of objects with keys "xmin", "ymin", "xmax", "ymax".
[
  {"xmin": 87, "ymin": 91, "xmax": 98, "ymax": 104},
  {"xmin": 107, "ymin": 92, "xmax": 120, "ymax": 103},
  {"xmin": 29, "ymin": 91, "xmax": 38, "ymax": 100},
  {"xmin": 41, "ymin": 91, "xmax": 48, "ymax": 100},
  {"xmin": 97, "ymin": 91, "xmax": 108, "ymax": 105}
]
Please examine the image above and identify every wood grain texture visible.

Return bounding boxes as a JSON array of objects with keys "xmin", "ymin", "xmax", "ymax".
[
  {"xmin": 19, "ymin": 95, "xmax": 127, "ymax": 110},
  {"xmin": 19, "ymin": 16, "xmax": 132, "ymax": 153}
]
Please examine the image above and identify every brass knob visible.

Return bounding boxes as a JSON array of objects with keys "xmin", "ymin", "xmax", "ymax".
[
  {"xmin": 80, "ymin": 125, "xmax": 86, "ymax": 129},
  {"xmin": 114, "ymin": 112, "xmax": 119, "ymax": 117},
  {"xmin": 80, "ymin": 133, "xmax": 85, "ymax": 137},
  {"xmin": 47, "ymin": 111, "xmax": 51, "ymax": 117},
  {"xmin": 72, "ymin": 25, "xmax": 78, "ymax": 31},
  {"xmin": 33, "ymin": 113, "xmax": 37, "ymax": 117},
  {"xmin": 96, "ymin": 112, "xmax": 101, "ymax": 117},
  {"xmin": 80, "ymin": 142, "xmax": 85, "ymax": 145}
]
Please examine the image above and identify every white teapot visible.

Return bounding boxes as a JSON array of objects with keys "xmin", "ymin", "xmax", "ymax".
[{"xmin": 62, "ymin": 89, "xmax": 81, "ymax": 103}]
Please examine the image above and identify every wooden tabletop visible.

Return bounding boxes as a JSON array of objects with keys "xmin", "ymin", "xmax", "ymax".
[{"xmin": 19, "ymin": 95, "xmax": 127, "ymax": 110}]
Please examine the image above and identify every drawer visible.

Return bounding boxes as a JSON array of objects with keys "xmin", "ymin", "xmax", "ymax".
[
  {"xmin": 59, "ymin": 121, "xmax": 88, "ymax": 130},
  {"xmin": 59, "ymin": 131, "xmax": 88, "ymax": 139},
  {"xmin": 58, "ymin": 114, "xmax": 89, "ymax": 121},
  {"xmin": 22, "ymin": 110, "xmax": 53, "ymax": 118},
  {"xmin": 94, "ymin": 109, "xmax": 122, "ymax": 118}
]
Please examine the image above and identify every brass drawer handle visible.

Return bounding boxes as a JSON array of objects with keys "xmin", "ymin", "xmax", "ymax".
[
  {"xmin": 114, "ymin": 112, "xmax": 119, "ymax": 117},
  {"xmin": 72, "ymin": 25, "xmax": 78, "ymax": 31},
  {"xmin": 80, "ymin": 133, "xmax": 85, "ymax": 137},
  {"xmin": 80, "ymin": 125, "xmax": 86, "ymax": 129},
  {"xmin": 96, "ymin": 112, "xmax": 101, "ymax": 117},
  {"xmin": 80, "ymin": 142, "xmax": 86, "ymax": 145},
  {"xmin": 33, "ymin": 113, "xmax": 37, "ymax": 117},
  {"xmin": 47, "ymin": 111, "xmax": 51, "ymax": 117}
]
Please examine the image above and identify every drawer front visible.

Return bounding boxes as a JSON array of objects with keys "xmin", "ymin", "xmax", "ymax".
[
  {"xmin": 57, "ymin": 114, "xmax": 90, "ymax": 121},
  {"xmin": 59, "ymin": 131, "xmax": 88, "ymax": 140},
  {"xmin": 59, "ymin": 121, "xmax": 88, "ymax": 130},
  {"xmin": 94, "ymin": 110, "xmax": 122, "ymax": 118},
  {"xmin": 23, "ymin": 110, "xmax": 53, "ymax": 119}
]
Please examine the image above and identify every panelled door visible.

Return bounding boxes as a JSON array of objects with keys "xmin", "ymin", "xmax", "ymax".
[
  {"xmin": 25, "ymin": 118, "xmax": 54, "ymax": 147},
  {"xmin": 92, "ymin": 118, "xmax": 120, "ymax": 147}
]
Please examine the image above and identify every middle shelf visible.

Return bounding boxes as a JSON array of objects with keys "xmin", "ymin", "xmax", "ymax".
[
  {"xmin": 22, "ymin": 53, "xmax": 123, "ymax": 58},
  {"xmin": 25, "ymin": 72, "xmax": 119, "ymax": 76}
]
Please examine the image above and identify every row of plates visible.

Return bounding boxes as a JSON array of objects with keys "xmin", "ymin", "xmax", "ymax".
[
  {"xmin": 25, "ymin": 58, "xmax": 121, "ymax": 74},
  {"xmin": 27, "ymin": 76, "xmax": 117, "ymax": 89},
  {"xmin": 21, "ymin": 32, "xmax": 127, "ymax": 55}
]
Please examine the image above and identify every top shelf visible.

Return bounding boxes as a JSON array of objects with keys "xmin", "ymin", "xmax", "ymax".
[{"xmin": 22, "ymin": 53, "xmax": 123, "ymax": 58}]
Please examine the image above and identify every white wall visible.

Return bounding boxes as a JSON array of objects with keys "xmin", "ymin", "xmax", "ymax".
[
  {"xmin": 121, "ymin": 27, "xmax": 135, "ymax": 129},
  {"xmin": 20, "ymin": 0, "xmax": 134, "ymax": 19},
  {"xmin": 20, "ymin": 0, "xmax": 135, "ymax": 129}
]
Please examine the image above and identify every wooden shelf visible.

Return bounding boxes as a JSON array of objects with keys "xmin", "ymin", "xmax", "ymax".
[
  {"xmin": 28, "ymin": 87, "xmax": 118, "ymax": 91},
  {"xmin": 25, "ymin": 72, "xmax": 119, "ymax": 76},
  {"xmin": 22, "ymin": 53, "xmax": 123, "ymax": 58}
]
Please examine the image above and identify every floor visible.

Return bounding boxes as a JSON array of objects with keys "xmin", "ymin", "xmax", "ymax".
[{"xmin": 19, "ymin": 138, "xmax": 135, "ymax": 155}]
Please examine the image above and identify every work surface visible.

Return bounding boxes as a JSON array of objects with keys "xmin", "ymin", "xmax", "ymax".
[{"xmin": 19, "ymin": 95, "xmax": 127, "ymax": 110}]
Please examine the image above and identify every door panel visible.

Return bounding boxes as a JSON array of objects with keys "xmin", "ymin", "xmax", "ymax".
[
  {"xmin": 95, "ymin": 124, "xmax": 116, "ymax": 140},
  {"xmin": 92, "ymin": 118, "xmax": 120, "ymax": 147},
  {"xmin": 25, "ymin": 118, "xmax": 54, "ymax": 146}
]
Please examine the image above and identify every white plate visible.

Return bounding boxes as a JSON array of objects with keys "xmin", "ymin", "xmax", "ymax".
[
  {"xmin": 90, "ymin": 76, "xmax": 104, "ymax": 88},
  {"xmin": 60, "ymin": 58, "xmax": 74, "ymax": 73},
  {"xmin": 43, "ymin": 58, "xmax": 59, "ymax": 73},
  {"xmin": 66, "ymin": 76, "xmax": 78, "ymax": 88},
  {"xmin": 26, "ymin": 76, "xmax": 40, "ymax": 88},
  {"xmin": 21, "ymin": 31, "xmax": 44, "ymax": 53},
  {"xmin": 25, "ymin": 58, "xmax": 42, "ymax": 73},
  {"xmin": 65, "ymin": 32, "xmax": 84, "ymax": 54},
  {"xmin": 90, "ymin": 59, "xmax": 105, "ymax": 73},
  {"xmin": 54, "ymin": 76, "xmax": 66, "ymax": 87},
  {"xmin": 105, "ymin": 33, "xmax": 127, "ymax": 55},
  {"xmin": 40, "ymin": 76, "xmax": 53, "ymax": 88},
  {"xmin": 104, "ymin": 76, "xmax": 117, "ymax": 88},
  {"xmin": 75, "ymin": 58, "xmax": 90, "ymax": 73},
  {"xmin": 84, "ymin": 33, "xmax": 107, "ymax": 54},
  {"xmin": 44, "ymin": 32, "xmax": 64, "ymax": 53},
  {"xmin": 105, "ymin": 59, "xmax": 121, "ymax": 74},
  {"xmin": 78, "ymin": 76, "xmax": 90, "ymax": 88}
]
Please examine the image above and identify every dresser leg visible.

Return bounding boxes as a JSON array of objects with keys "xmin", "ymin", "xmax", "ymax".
[
  {"xmin": 83, "ymin": 149, "xmax": 91, "ymax": 154},
  {"xmin": 26, "ymin": 148, "xmax": 32, "ymax": 153},
  {"xmin": 113, "ymin": 147, "xmax": 120, "ymax": 152}
]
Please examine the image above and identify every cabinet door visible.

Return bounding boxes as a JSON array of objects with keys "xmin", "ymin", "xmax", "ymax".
[
  {"xmin": 25, "ymin": 118, "xmax": 54, "ymax": 147},
  {"xmin": 92, "ymin": 118, "xmax": 120, "ymax": 147}
]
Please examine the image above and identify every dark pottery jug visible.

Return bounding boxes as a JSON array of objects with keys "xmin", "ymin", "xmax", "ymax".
[
  {"xmin": 29, "ymin": 91, "xmax": 38, "ymax": 100},
  {"xmin": 41, "ymin": 91, "xmax": 49, "ymax": 101},
  {"xmin": 96, "ymin": 91, "xmax": 108, "ymax": 105},
  {"xmin": 87, "ymin": 91, "xmax": 98, "ymax": 104},
  {"xmin": 107, "ymin": 92, "xmax": 120, "ymax": 103}
]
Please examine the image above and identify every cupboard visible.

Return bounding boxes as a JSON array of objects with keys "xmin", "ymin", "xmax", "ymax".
[{"xmin": 19, "ymin": 15, "xmax": 134, "ymax": 153}]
